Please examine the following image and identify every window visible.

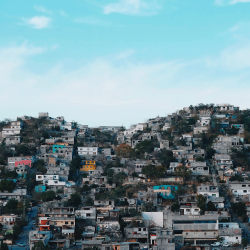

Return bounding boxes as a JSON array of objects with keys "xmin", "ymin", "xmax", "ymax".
[
  {"xmin": 65, "ymin": 222, "xmax": 68, "ymax": 224},
  {"xmin": 243, "ymin": 190, "xmax": 247, "ymax": 193},
  {"xmin": 242, "ymin": 185, "xmax": 246, "ymax": 187},
  {"xmin": 138, "ymin": 228, "xmax": 141, "ymax": 231}
]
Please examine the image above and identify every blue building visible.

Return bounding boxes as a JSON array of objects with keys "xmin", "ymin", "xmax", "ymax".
[
  {"xmin": 153, "ymin": 185, "xmax": 178, "ymax": 200},
  {"xmin": 35, "ymin": 185, "xmax": 46, "ymax": 192}
]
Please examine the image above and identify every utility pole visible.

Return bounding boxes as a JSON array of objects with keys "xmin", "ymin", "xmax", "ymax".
[{"xmin": 23, "ymin": 195, "xmax": 26, "ymax": 220}]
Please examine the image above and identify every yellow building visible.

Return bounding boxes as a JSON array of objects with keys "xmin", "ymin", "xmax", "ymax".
[{"xmin": 80, "ymin": 160, "xmax": 96, "ymax": 172}]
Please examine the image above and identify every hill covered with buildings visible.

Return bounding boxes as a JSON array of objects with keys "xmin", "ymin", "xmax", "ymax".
[{"xmin": 0, "ymin": 103, "xmax": 250, "ymax": 250}]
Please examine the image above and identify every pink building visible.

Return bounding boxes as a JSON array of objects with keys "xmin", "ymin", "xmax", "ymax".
[{"xmin": 15, "ymin": 160, "xmax": 32, "ymax": 168}]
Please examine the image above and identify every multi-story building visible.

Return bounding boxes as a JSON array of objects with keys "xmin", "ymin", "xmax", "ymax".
[
  {"xmin": 75, "ymin": 207, "xmax": 96, "ymax": 220},
  {"xmin": 0, "ymin": 189, "xmax": 27, "ymax": 204},
  {"xmin": 155, "ymin": 229, "xmax": 175, "ymax": 250},
  {"xmin": 0, "ymin": 215, "xmax": 20, "ymax": 225},
  {"xmin": 44, "ymin": 206, "xmax": 75, "ymax": 238},
  {"xmin": 78, "ymin": 147, "xmax": 98, "ymax": 156},
  {"xmin": 229, "ymin": 181, "xmax": 250, "ymax": 196},
  {"xmin": 2, "ymin": 121, "xmax": 23, "ymax": 137},
  {"xmin": 187, "ymin": 162, "xmax": 209, "ymax": 176},
  {"xmin": 171, "ymin": 213, "xmax": 219, "ymax": 245},
  {"xmin": 29, "ymin": 231, "xmax": 52, "ymax": 250},
  {"xmin": 36, "ymin": 175, "xmax": 66, "ymax": 186},
  {"xmin": 46, "ymin": 165, "xmax": 70, "ymax": 181},
  {"xmin": 94, "ymin": 200, "xmax": 115, "ymax": 207},
  {"xmin": 5, "ymin": 136, "xmax": 21, "ymax": 146},
  {"xmin": 197, "ymin": 185, "xmax": 219, "ymax": 198},
  {"xmin": 7, "ymin": 156, "xmax": 34, "ymax": 170},
  {"xmin": 80, "ymin": 160, "xmax": 96, "ymax": 172}
]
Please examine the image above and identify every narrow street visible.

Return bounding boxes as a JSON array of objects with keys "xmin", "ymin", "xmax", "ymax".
[{"xmin": 10, "ymin": 206, "xmax": 39, "ymax": 250}]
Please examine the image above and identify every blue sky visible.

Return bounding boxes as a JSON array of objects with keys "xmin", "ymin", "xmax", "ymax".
[{"xmin": 0, "ymin": 0, "xmax": 250, "ymax": 127}]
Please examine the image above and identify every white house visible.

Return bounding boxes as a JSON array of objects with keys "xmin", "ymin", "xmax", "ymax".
[
  {"xmin": 229, "ymin": 182, "xmax": 250, "ymax": 196},
  {"xmin": 197, "ymin": 185, "xmax": 219, "ymax": 197},
  {"xmin": 179, "ymin": 205, "xmax": 200, "ymax": 215},
  {"xmin": 36, "ymin": 175, "xmax": 60, "ymax": 182},
  {"xmin": 75, "ymin": 207, "xmax": 96, "ymax": 220},
  {"xmin": 2, "ymin": 121, "xmax": 23, "ymax": 137},
  {"xmin": 61, "ymin": 122, "xmax": 73, "ymax": 131},
  {"xmin": 219, "ymin": 222, "xmax": 241, "ymax": 244},
  {"xmin": 78, "ymin": 147, "xmax": 98, "ymax": 156},
  {"xmin": 216, "ymin": 104, "xmax": 239, "ymax": 111},
  {"xmin": 187, "ymin": 162, "xmax": 209, "ymax": 176}
]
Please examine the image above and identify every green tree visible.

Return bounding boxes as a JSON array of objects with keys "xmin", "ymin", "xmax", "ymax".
[
  {"xmin": 229, "ymin": 174, "xmax": 244, "ymax": 182},
  {"xmin": 141, "ymin": 202, "xmax": 157, "ymax": 212},
  {"xmin": 4, "ymin": 199, "xmax": 18, "ymax": 214},
  {"xmin": 134, "ymin": 140, "xmax": 155, "ymax": 158},
  {"xmin": 242, "ymin": 237, "xmax": 249, "ymax": 247},
  {"xmin": 0, "ymin": 241, "xmax": 9, "ymax": 250},
  {"xmin": 206, "ymin": 201, "xmax": 216, "ymax": 211},
  {"xmin": 34, "ymin": 159, "xmax": 47, "ymax": 174},
  {"xmin": 15, "ymin": 145, "xmax": 30, "ymax": 156},
  {"xmin": 85, "ymin": 196, "xmax": 94, "ymax": 206},
  {"xmin": 68, "ymin": 193, "xmax": 81, "ymax": 207},
  {"xmin": 142, "ymin": 165, "xmax": 166, "ymax": 178},
  {"xmin": 171, "ymin": 203, "xmax": 180, "ymax": 212},
  {"xmin": 195, "ymin": 157, "xmax": 204, "ymax": 162},
  {"xmin": 33, "ymin": 241, "xmax": 51, "ymax": 250},
  {"xmin": 231, "ymin": 202, "xmax": 246, "ymax": 217},
  {"xmin": 159, "ymin": 149, "xmax": 177, "ymax": 167},
  {"xmin": 69, "ymin": 156, "xmax": 82, "ymax": 180},
  {"xmin": 41, "ymin": 191, "xmax": 56, "ymax": 202},
  {"xmin": 83, "ymin": 247, "xmax": 100, "ymax": 250},
  {"xmin": 81, "ymin": 184, "xmax": 91, "ymax": 192},
  {"xmin": 196, "ymin": 194, "xmax": 207, "ymax": 213},
  {"xmin": 0, "ymin": 179, "xmax": 15, "ymax": 192},
  {"xmin": 216, "ymin": 236, "xmax": 224, "ymax": 243},
  {"xmin": 174, "ymin": 165, "xmax": 192, "ymax": 181},
  {"xmin": 206, "ymin": 147, "xmax": 216, "ymax": 159}
]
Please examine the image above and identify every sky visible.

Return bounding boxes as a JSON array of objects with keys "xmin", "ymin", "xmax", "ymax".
[{"xmin": 0, "ymin": 0, "xmax": 250, "ymax": 127}]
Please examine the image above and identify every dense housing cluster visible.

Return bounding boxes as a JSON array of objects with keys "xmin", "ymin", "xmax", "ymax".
[{"xmin": 1, "ymin": 104, "xmax": 250, "ymax": 250}]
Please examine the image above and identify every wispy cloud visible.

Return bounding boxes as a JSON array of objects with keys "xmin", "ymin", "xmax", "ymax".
[
  {"xmin": 22, "ymin": 16, "xmax": 51, "ymax": 29},
  {"xmin": 59, "ymin": 10, "xmax": 67, "ymax": 17},
  {"xmin": 226, "ymin": 22, "xmax": 250, "ymax": 39},
  {"xmin": 0, "ymin": 42, "xmax": 250, "ymax": 126},
  {"xmin": 215, "ymin": 0, "xmax": 250, "ymax": 5},
  {"xmin": 103, "ymin": 0, "xmax": 161, "ymax": 16},
  {"xmin": 116, "ymin": 49, "xmax": 135, "ymax": 59},
  {"xmin": 34, "ymin": 5, "xmax": 52, "ymax": 14},
  {"xmin": 75, "ymin": 17, "xmax": 111, "ymax": 26}
]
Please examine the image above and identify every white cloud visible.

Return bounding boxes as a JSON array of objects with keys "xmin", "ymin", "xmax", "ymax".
[
  {"xmin": 51, "ymin": 44, "xmax": 58, "ymax": 50},
  {"xmin": 23, "ymin": 16, "xmax": 51, "ymax": 29},
  {"xmin": 215, "ymin": 0, "xmax": 250, "ymax": 5},
  {"xmin": 116, "ymin": 49, "xmax": 135, "ymax": 59},
  {"xmin": 230, "ymin": 0, "xmax": 250, "ymax": 4},
  {"xmin": 0, "ymin": 43, "xmax": 250, "ymax": 127},
  {"xmin": 205, "ymin": 43, "xmax": 250, "ymax": 71},
  {"xmin": 75, "ymin": 17, "xmax": 111, "ymax": 26},
  {"xmin": 34, "ymin": 5, "xmax": 52, "ymax": 14},
  {"xmin": 103, "ymin": 0, "xmax": 161, "ymax": 15},
  {"xmin": 59, "ymin": 10, "xmax": 67, "ymax": 17}
]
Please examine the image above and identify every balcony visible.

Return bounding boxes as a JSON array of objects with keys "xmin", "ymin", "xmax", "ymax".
[
  {"xmin": 62, "ymin": 229, "xmax": 74, "ymax": 234},
  {"xmin": 50, "ymin": 217, "xmax": 75, "ymax": 221}
]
